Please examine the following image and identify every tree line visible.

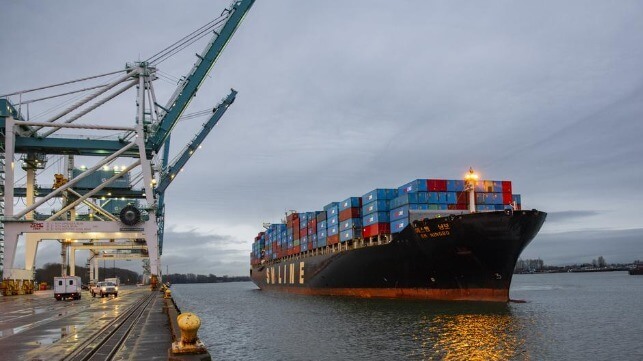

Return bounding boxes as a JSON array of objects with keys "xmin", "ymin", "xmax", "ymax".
[
  {"xmin": 35, "ymin": 263, "xmax": 140, "ymax": 286},
  {"xmin": 164, "ymin": 273, "xmax": 249, "ymax": 284}
]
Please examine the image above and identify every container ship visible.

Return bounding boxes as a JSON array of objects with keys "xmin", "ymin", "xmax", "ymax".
[{"xmin": 250, "ymin": 169, "xmax": 547, "ymax": 302}]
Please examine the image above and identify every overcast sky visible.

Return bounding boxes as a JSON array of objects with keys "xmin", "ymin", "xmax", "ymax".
[{"xmin": 2, "ymin": 0, "xmax": 642, "ymax": 276}]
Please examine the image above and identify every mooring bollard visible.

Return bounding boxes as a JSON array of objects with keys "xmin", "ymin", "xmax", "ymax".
[
  {"xmin": 170, "ymin": 312, "xmax": 208, "ymax": 357},
  {"xmin": 164, "ymin": 289, "xmax": 172, "ymax": 299}
]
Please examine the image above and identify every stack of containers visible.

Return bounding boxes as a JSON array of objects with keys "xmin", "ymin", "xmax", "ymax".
[
  {"xmin": 250, "ymin": 231, "xmax": 265, "ymax": 265},
  {"xmin": 324, "ymin": 202, "xmax": 340, "ymax": 245},
  {"xmin": 316, "ymin": 211, "xmax": 327, "ymax": 247},
  {"xmin": 306, "ymin": 211, "xmax": 321, "ymax": 251},
  {"xmin": 339, "ymin": 197, "xmax": 362, "ymax": 242},
  {"xmin": 253, "ymin": 177, "xmax": 523, "ymax": 261},
  {"xmin": 299, "ymin": 212, "xmax": 308, "ymax": 252},
  {"xmin": 471, "ymin": 180, "xmax": 516, "ymax": 211},
  {"xmin": 361, "ymin": 188, "xmax": 397, "ymax": 238},
  {"xmin": 390, "ymin": 179, "xmax": 429, "ymax": 234},
  {"xmin": 286, "ymin": 213, "xmax": 300, "ymax": 255}
]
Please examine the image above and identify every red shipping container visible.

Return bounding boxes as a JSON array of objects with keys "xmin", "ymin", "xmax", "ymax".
[
  {"xmin": 327, "ymin": 235, "xmax": 340, "ymax": 245},
  {"xmin": 307, "ymin": 242, "xmax": 313, "ymax": 250},
  {"xmin": 362, "ymin": 223, "xmax": 391, "ymax": 238},
  {"xmin": 294, "ymin": 245, "xmax": 301, "ymax": 254},
  {"xmin": 339, "ymin": 207, "xmax": 361, "ymax": 221},
  {"xmin": 502, "ymin": 181, "xmax": 512, "ymax": 193},
  {"xmin": 307, "ymin": 219, "xmax": 317, "ymax": 229},
  {"xmin": 502, "ymin": 192, "xmax": 513, "ymax": 205},
  {"xmin": 293, "ymin": 228, "xmax": 300, "ymax": 240},
  {"xmin": 293, "ymin": 218, "xmax": 300, "ymax": 229},
  {"xmin": 301, "ymin": 227, "xmax": 307, "ymax": 237},
  {"xmin": 427, "ymin": 179, "xmax": 447, "ymax": 191},
  {"xmin": 456, "ymin": 191, "xmax": 469, "ymax": 205}
]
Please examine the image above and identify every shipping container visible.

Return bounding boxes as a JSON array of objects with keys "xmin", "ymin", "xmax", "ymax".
[
  {"xmin": 398, "ymin": 179, "xmax": 428, "ymax": 194},
  {"xmin": 389, "ymin": 204, "xmax": 420, "ymax": 221},
  {"xmin": 502, "ymin": 192, "xmax": 513, "ymax": 205},
  {"xmin": 362, "ymin": 188, "xmax": 398, "ymax": 204},
  {"xmin": 327, "ymin": 234, "xmax": 340, "ymax": 245},
  {"xmin": 363, "ymin": 212, "xmax": 390, "ymax": 226},
  {"xmin": 339, "ymin": 197, "xmax": 362, "ymax": 211},
  {"xmin": 427, "ymin": 179, "xmax": 447, "ymax": 191},
  {"xmin": 362, "ymin": 223, "xmax": 391, "ymax": 238},
  {"xmin": 340, "ymin": 228, "xmax": 361, "ymax": 242},
  {"xmin": 390, "ymin": 219, "xmax": 408, "ymax": 233},
  {"xmin": 502, "ymin": 181, "xmax": 512, "ymax": 194},
  {"xmin": 339, "ymin": 207, "xmax": 361, "ymax": 221},
  {"xmin": 340, "ymin": 218, "xmax": 363, "ymax": 230},
  {"xmin": 390, "ymin": 193, "xmax": 419, "ymax": 209},
  {"xmin": 324, "ymin": 202, "xmax": 340, "ymax": 218},
  {"xmin": 362, "ymin": 200, "xmax": 390, "ymax": 215},
  {"xmin": 446, "ymin": 179, "xmax": 466, "ymax": 192},
  {"xmin": 328, "ymin": 215, "xmax": 339, "ymax": 226},
  {"xmin": 327, "ymin": 225, "xmax": 339, "ymax": 236},
  {"xmin": 316, "ymin": 211, "xmax": 327, "ymax": 222}
]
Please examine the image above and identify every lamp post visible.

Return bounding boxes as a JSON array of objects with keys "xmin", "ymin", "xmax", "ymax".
[{"xmin": 464, "ymin": 167, "xmax": 479, "ymax": 213}]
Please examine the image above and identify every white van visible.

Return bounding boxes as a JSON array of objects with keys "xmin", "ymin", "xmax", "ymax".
[{"xmin": 53, "ymin": 276, "xmax": 82, "ymax": 301}]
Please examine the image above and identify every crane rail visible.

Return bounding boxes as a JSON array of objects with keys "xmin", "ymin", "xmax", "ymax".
[{"xmin": 62, "ymin": 292, "xmax": 156, "ymax": 361}]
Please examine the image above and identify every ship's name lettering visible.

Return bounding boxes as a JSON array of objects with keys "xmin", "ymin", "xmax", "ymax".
[
  {"xmin": 266, "ymin": 261, "xmax": 305, "ymax": 285},
  {"xmin": 429, "ymin": 230, "xmax": 450, "ymax": 238}
]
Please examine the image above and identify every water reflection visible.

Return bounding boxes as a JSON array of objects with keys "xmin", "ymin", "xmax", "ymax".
[{"xmin": 410, "ymin": 305, "xmax": 525, "ymax": 360}]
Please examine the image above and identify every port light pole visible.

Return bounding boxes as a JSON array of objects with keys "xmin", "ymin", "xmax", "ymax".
[{"xmin": 464, "ymin": 167, "xmax": 479, "ymax": 213}]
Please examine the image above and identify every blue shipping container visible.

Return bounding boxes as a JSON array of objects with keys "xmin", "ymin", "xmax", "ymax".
[
  {"xmin": 328, "ymin": 215, "xmax": 339, "ymax": 226},
  {"xmin": 389, "ymin": 204, "xmax": 420, "ymax": 221},
  {"xmin": 340, "ymin": 197, "xmax": 362, "ymax": 211},
  {"xmin": 340, "ymin": 218, "xmax": 363, "ymax": 230},
  {"xmin": 340, "ymin": 228, "xmax": 360, "ymax": 242},
  {"xmin": 317, "ymin": 228, "xmax": 327, "ymax": 239},
  {"xmin": 390, "ymin": 219, "xmax": 408, "ymax": 233},
  {"xmin": 446, "ymin": 179, "xmax": 466, "ymax": 192},
  {"xmin": 362, "ymin": 200, "xmax": 390, "ymax": 215},
  {"xmin": 397, "ymin": 179, "xmax": 428, "ymax": 194},
  {"xmin": 390, "ymin": 193, "xmax": 419, "ymax": 209},
  {"xmin": 327, "ymin": 226, "xmax": 339, "ymax": 236},
  {"xmin": 363, "ymin": 212, "xmax": 390, "ymax": 226},
  {"xmin": 323, "ymin": 202, "xmax": 339, "ymax": 212},
  {"xmin": 362, "ymin": 188, "xmax": 398, "ymax": 204}
]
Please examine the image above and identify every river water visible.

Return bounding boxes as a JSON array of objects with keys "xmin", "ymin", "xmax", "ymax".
[{"xmin": 171, "ymin": 272, "xmax": 643, "ymax": 360}]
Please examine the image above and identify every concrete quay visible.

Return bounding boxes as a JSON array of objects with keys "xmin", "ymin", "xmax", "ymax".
[{"xmin": 0, "ymin": 286, "xmax": 208, "ymax": 360}]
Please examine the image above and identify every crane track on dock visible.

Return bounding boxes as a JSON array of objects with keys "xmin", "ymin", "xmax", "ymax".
[{"xmin": 62, "ymin": 292, "xmax": 156, "ymax": 361}]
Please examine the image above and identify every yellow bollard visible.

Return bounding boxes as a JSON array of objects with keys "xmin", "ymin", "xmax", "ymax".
[
  {"xmin": 171, "ymin": 312, "xmax": 207, "ymax": 354},
  {"xmin": 164, "ymin": 289, "xmax": 172, "ymax": 299}
]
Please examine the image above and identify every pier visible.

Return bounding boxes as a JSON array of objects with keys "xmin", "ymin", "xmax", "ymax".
[{"xmin": 0, "ymin": 286, "xmax": 205, "ymax": 360}]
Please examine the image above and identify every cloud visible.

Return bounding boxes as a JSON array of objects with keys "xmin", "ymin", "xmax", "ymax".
[{"xmin": 545, "ymin": 211, "xmax": 603, "ymax": 224}]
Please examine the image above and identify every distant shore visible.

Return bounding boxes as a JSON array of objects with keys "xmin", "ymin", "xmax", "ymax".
[{"xmin": 515, "ymin": 266, "xmax": 630, "ymax": 274}]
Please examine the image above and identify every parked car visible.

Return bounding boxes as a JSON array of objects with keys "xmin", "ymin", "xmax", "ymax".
[
  {"xmin": 81, "ymin": 283, "xmax": 89, "ymax": 290},
  {"xmin": 90, "ymin": 281, "xmax": 118, "ymax": 298}
]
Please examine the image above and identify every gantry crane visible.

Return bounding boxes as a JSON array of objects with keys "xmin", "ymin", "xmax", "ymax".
[{"xmin": 0, "ymin": 0, "xmax": 255, "ymax": 295}]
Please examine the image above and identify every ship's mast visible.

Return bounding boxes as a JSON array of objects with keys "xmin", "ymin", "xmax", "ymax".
[{"xmin": 464, "ymin": 167, "xmax": 479, "ymax": 213}]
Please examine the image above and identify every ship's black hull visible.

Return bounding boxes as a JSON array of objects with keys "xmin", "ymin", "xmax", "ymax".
[{"xmin": 250, "ymin": 210, "xmax": 547, "ymax": 302}]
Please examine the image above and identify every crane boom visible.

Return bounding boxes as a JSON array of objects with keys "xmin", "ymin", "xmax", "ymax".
[
  {"xmin": 155, "ymin": 89, "xmax": 237, "ymax": 195},
  {"xmin": 147, "ymin": 0, "xmax": 254, "ymax": 151}
]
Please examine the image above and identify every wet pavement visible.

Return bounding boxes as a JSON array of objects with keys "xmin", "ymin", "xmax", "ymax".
[{"xmin": 0, "ymin": 286, "xmax": 172, "ymax": 360}]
